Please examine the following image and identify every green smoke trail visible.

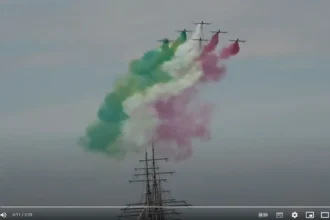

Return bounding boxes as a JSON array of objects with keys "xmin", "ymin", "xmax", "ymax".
[
  {"xmin": 129, "ymin": 32, "xmax": 186, "ymax": 86},
  {"xmin": 81, "ymin": 32, "xmax": 187, "ymax": 157}
]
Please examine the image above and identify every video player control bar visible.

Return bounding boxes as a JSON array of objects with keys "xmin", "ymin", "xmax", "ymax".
[{"xmin": 1, "ymin": 206, "xmax": 330, "ymax": 219}]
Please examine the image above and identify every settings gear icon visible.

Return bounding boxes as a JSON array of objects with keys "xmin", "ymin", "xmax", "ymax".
[{"xmin": 292, "ymin": 212, "xmax": 298, "ymax": 219}]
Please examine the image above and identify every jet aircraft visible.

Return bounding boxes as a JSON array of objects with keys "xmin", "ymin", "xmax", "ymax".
[
  {"xmin": 229, "ymin": 38, "xmax": 246, "ymax": 43},
  {"xmin": 193, "ymin": 21, "xmax": 211, "ymax": 25},
  {"xmin": 210, "ymin": 29, "xmax": 228, "ymax": 34},
  {"xmin": 192, "ymin": 37, "xmax": 208, "ymax": 42},
  {"xmin": 176, "ymin": 28, "xmax": 193, "ymax": 33},
  {"xmin": 157, "ymin": 39, "xmax": 173, "ymax": 43}
]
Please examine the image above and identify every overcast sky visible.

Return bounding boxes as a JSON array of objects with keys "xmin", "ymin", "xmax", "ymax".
[
  {"xmin": 1, "ymin": 0, "xmax": 330, "ymax": 139},
  {"xmin": 1, "ymin": 1, "xmax": 330, "ymax": 209}
]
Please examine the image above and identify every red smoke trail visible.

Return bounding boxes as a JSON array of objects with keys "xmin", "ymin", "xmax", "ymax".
[
  {"xmin": 152, "ymin": 37, "xmax": 240, "ymax": 161},
  {"xmin": 198, "ymin": 32, "xmax": 226, "ymax": 82},
  {"xmin": 201, "ymin": 33, "xmax": 219, "ymax": 56},
  {"xmin": 200, "ymin": 40, "xmax": 240, "ymax": 83},
  {"xmin": 219, "ymin": 41, "xmax": 240, "ymax": 59},
  {"xmin": 154, "ymin": 87, "xmax": 212, "ymax": 161},
  {"xmin": 200, "ymin": 53, "xmax": 227, "ymax": 82}
]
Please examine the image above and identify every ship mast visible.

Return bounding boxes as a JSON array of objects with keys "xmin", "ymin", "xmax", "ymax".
[{"xmin": 118, "ymin": 141, "xmax": 191, "ymax": 220}]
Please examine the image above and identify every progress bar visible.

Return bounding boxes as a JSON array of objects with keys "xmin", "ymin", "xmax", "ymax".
[{"xmin": 2, "ymin": 206, "xmax": 330, "ymax": 209}]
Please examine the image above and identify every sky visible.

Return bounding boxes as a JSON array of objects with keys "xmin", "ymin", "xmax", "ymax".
[
  {"xmin": 1, "ymin": 0, "xmax": 330, "ymax": 139},
  {"xmin": 1, "ymin": 1, "xmax": 330, "ymax": 209}
]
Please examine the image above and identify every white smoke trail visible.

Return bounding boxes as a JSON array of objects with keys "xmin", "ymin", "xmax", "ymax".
[
  {"xmin": 162, "ymin": 24, "xmax": 202, "ymax": 77},
  {"xmin": 120, "ymin": 25, "xmax": 204, "ymax": 147},
  {"xmin": 124, "ymin": 24, "xmax": 203, "ymax": 114},
  {"xmin": 123, "ymin": 64, "xmax": 202, "ymax": 115},
  {"xmin": 121, "ymin": 66, "xmax": 203, "ymax": 147}
]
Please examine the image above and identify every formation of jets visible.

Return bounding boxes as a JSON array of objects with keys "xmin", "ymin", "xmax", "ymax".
[{"xmin": 157, "ymin": 21, "xmax": 247, "ymax": 45}]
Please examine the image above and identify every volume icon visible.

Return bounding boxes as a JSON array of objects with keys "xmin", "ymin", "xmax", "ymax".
[{"xmin": 0, "ymin": 212, "xmax": 7, "ymax": 218}]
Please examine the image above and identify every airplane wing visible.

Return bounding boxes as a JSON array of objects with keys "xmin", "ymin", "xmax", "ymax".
[
  {"xmin": 210, "ymin": 31, "xmax": 216, "ymax": 33},
  {"xmin": 229, "ymin": 40, "xmax": 235, "ymax": 42},
  {"xmin": 204, "ymin": 22, "xmax": 211, "ymax": 25}
]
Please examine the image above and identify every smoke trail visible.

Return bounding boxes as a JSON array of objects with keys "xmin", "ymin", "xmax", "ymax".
[
  {"xmin": 121, "ymin": 25, "xmax": 203, "ymax": 150},
  {"xmin": 80, "ymin": 33, "xmax": 187, "ymax": 157},
  {"xmin": 201, "ymin": 32, "xmax": 219, "ymax": 56},
  {"xmin": 200, "ymin": 53, "xmax": 227, "ymax": 82},
  {"xmin": 154, "ymin": 87, "xmax": 212, "ymax": 161},
  {"xmin": 152, "ymin": 33, "xmax": 221, "ymax": 160},
  {"xmin": 129, "ymin": 32, "xmax": 187, "ymax": 85},
  {"xmin": 122, "ymin": 65, "xmax": 203, "ymax": 148},
  {"xmin": 123, "ymin": 25, "xmax": 202, "ymax": 116},
  {"xmin": 154, "ymin": 34, "xmax": 242, "ymax": 160},
  {"xmin": 162, "ymin": 24, "xmax": 202, "ymax": 77},
  {"xmin": 200, "ymin": 37, "xmax": 241, "ymax": 83},
  {"xmin": 219, "ymin": 41, "xmax": 240, "ymax": 59},
  {"xmin": 80, "ymin": 25, "xmax": 242, "ymax": 160}
]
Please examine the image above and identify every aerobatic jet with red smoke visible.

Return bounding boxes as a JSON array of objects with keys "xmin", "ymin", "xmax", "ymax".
[
  {"xmin": 210, "ymin": 29, "xmax": 228, "ymax": 34},
  {"xmin": 229, "ymin": 38, "xmax": 246, "ymax": 43}
]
